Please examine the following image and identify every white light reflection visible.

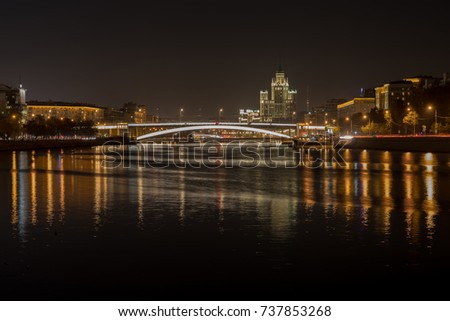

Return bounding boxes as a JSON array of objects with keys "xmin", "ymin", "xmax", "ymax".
[
  {"xmin": 137, "ymin": 167, "xmax": 144, "ymax": 229},
  {"xmin": 46, "ymin": 150, "xmax": 54, "ymax": 225}
]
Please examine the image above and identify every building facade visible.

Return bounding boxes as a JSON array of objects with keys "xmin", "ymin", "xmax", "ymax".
[
  {"xmin": 375, "ymin": 80, "xmax": 415, "ymax": 110},
  {"xmin": 303, "ymin": 98, "xmax": 346, "ymax": 125},
  {"xmin": 0, "ymin": 84, "xmax": 27, "ymax": 122},
  {"xmin": 121, "ymin": 102, "xmax": 148, "ymax": 124},
  {"xmin": 337, "ymin": 98, "xmax": 376, "ymax": 119},
  {"xmin": 260, "ymin": 68, "xmax": 297, "ymax": 122},
  {"xmin": 238, "ymin": 109, "xmax": 261, "ymax": 123},
  {"xmin": 27, "ymin": 101, "xmax": 104, "ymax": 123},
  {"xmin": 134, "ymin": 105, "xmax": 147, "ymax": 124}
]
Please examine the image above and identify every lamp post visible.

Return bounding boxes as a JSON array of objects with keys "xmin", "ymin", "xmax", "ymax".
[
  {"xmin": 406, "ymin": 107, "xmax": 417, "ymax": 135},
  {"xmin": 219, "ymin": 108, "xmax": 223, "ymax": 122},
  {"xmin": 428, "ymin": 106, "xmax": 438, "ymax": 135},
  {"xmin": 363, "ymin": 114, "xmax": 368, "ymax": 135},
  {"xmin": 345, "ymin": 117, "xmax": 352, "ymax": 134},
  {"xmin": 384, "ymin": 110, "xmax": 392, "ymax": 135},
  {"xmin": 179, "ymin": 108, "xmax": 184, "ymax": 123}
]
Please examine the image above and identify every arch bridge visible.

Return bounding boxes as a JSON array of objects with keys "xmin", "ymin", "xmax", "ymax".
[
  {"xmin": 96, "ymin": 122, "xmax": 326, "ymax": 140},
  {"xmin": 136, "ymin": 124, "xmax": 292, "ymax": 141}
]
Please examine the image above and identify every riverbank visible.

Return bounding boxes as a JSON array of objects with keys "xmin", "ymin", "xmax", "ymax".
[
  {"xmin": 341, "ymin": 135, "xmax": 450, "ymax": 153},
  {"xmin": 0, "ymin": 137, "xmax": 126, "ymax": 151}
]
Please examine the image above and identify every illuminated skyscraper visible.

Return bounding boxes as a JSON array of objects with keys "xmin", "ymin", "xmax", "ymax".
[
  {"xmin": 0, "ymin": 83, "xmax": 27, "ymax": 122},
  {"xmin": 260, "ymin": 67, "xmax": 297, "ymax": 122}
]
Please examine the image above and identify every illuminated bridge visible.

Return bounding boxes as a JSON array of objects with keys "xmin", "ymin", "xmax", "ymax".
[{"xmin": 96, "ymin": 122, "xmax": 326, "ymax": 140}]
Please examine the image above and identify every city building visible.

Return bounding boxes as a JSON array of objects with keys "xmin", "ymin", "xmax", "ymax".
[
  {"xmin": 103, "ymin": 107, "xmax": 125, "ymax": 124},
  {"xmin": 26, "ymin": 101, "xmax": 105, "ymax": 123},
  {"xmin": 0, "ymin": 83, "xmax": 27, "ymax": 122},
  {"xmin": 375, "ymin": 80, "xmax": 415, "ymax": 110},
  {"xmin": 404, "ymin": 75, "xmax": 441, "ymax": 89},
  {"xmin": 104, "ymin": 104, "xmax": 158, "ymax": 124},
  {"xmin": 360, "ymin": 87, "xmax": 375, "ymax": 98},
  {"xmin": 134, "ymin": 105, "xmax": 147, "ymax": 124},
  {"xmin": 304, "ymin": 111, "xmax": 316, "ymax": 125},
  {"xmin": 375, "ymin": 74, "xmax": 448, "ymax": 111},
  {"xmin": 337, "ymin": 98, "xmax": 376, "ymax": 119},
  {"xmin": 260, "ymin": 67, "xmax": 297, "ymax": 122},
  {"xmin": 238, "ymin": 109, "xmax": 261, "ymax": 123},
  {"xmin": 121, "ymin": 102, "xmax": 148, "ymax": 124},
  {"xmin": 147, "ymin": 113, "xmax": 160, "ymax": 123},
  {"xmin": 303, "ymin": 98, "xmax": 346, "ymax": 125}
]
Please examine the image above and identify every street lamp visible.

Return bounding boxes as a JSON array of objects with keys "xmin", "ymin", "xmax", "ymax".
[
  {"xmin": 363, "ymin": 114, "xmax": 372, "ymax": 135},
  {"xmin": 179, "ymin": 108, "xmax": 184, "ymax": 123},
  {"xmin": 291, "ymin": 111, "xmax": 296, "ymax": 123},
  {"xmin": 219, "ymin": 108, "xmax": 223, "ymax": 122},
  {"xmin": 428, "ymin": 105, "xmax": 438, "ymax": 135},
  {"xmin": 384, "ymin": 110, "xmax": 392, "ymax": 135},
  {"xmin": 346, "ymin": 117, "xmax": 352, "ymax": 134}
]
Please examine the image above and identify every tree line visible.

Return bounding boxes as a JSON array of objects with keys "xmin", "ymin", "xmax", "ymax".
[{"xmin": 0, "ymin": 115, "xmax": 97, "ymax": 139}]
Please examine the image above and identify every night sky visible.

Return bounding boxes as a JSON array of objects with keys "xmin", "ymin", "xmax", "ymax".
[{"xmin": 2, "ymin": 1, "xmax": 450, "ymax": 118}]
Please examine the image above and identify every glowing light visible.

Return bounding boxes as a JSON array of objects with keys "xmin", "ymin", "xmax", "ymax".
[{"xmin": 137, "ymin": 125, "xmax": 291, "ymax": 140}]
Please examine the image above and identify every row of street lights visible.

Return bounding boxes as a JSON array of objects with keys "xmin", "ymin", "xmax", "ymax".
[
  {"xmin": 342, "ymin": 105, "xmax": 440, "ymax": 135},
  {"xmin": 177, "ymin": 106, "xmax": 440, "ymax": 134},
  {"xmin": 179, "ymin": 107, "xmax": 224, "ymax": 122}
]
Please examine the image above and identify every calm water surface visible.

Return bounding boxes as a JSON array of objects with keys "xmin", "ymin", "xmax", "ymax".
[{"xmin": 0, "ymin": 146, "xmax": 449, "ymax": 300}]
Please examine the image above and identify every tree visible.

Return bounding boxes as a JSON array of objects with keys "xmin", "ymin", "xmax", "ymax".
[
  {"xmin": 0, "ymin": 118, "xmax": 14, "ymax": 139},
  {"xmin": 369, "ymin": 107, "xmax": 386, "ymax": 123},
  {"xmin": 24, "ymin": 115, "xmax": 49, "ymax": 138},
  {"xmin": 403, "ymin": 110, "xmax": 419, "ymax": 135},
  {"xmin": 361, "ymin": 122, "xmax": 388, "ymax": 135},
  {"xmin": 74, "ymin": 120, "xmax": 98, "ymax": 137},
  {"xmin": 384, "ymin": 111, "xmax": 393, "ymax": 134}
]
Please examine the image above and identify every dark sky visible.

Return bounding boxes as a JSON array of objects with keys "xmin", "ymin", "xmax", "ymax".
[{"xmin": 2, "ymin": 1, "xmax": 450, "ymax": 118}]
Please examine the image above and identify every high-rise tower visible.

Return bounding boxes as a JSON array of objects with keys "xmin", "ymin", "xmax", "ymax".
[{"xmin": 260, "ymin": 67, "xmax": 297, "ymax": 122}]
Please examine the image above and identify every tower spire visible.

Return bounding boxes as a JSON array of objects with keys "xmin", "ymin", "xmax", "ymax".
[
  {"xmin": 277, "ymin": 56, "xmax": 283, "ymax": 72},
  {"xmin": 306, "ymin": 85, "xmax": 310, "ymax": 112}
]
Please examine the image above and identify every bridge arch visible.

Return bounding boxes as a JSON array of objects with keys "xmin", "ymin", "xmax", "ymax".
[{"xmin": 136, "ymin": 125, "xmax": 292, "ymax": 140}]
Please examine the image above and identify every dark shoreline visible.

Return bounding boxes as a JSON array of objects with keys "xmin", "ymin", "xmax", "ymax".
[
  {"xmin": 1, "ymin": 136, "xmax": 450, "ymax": 153},
  {"xmin": 341, "ymin": 135, "xmax": 450, "ymax": 153},
  {"xmin": 0, "ymin": 137, "xmax": 125, "ymax": 152}
]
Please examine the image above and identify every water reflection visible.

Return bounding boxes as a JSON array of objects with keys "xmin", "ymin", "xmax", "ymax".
[
  {"xmin": 422, "ymin": 153, "xmax": 439, "ymax": 234},
  {"xmin": 178, "ymin": 168, "xmax": 186, "ymax": 225},
  {"xmin": 11, "ymin": 151, "xmax": 17, "ymax": 226},
  {"xmin": 4, "ymin": 148, "xmax": 448, "ymax": 248},
  {"xmin": 46, "ymin": 150, "xmax": 54, "ymax": 224},
  {"xmin": 30, "ymin": 162, "xmax": 37, "ymax": 225},
  {"xmin": 137, "ymin": 167, "xmax": 145, "ymax": 229}
]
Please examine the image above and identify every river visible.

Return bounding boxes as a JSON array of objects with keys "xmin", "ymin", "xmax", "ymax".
[{"xmin": 0, "ymin": 144, "xmax": 449, "ymax": 300}]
